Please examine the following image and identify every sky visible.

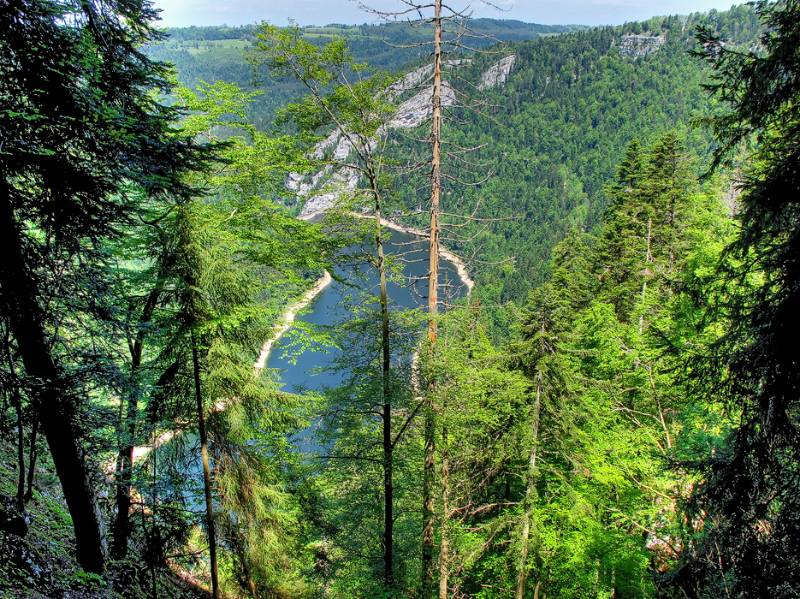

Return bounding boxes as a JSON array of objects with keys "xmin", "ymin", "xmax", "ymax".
[{"xmin": 152, "ymin": 0, "xmax": 743, "ymax": 28}]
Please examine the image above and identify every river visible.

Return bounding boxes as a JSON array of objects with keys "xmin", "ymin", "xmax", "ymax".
[
  {"xmin": 140, "ymin": 227, "xmax": 468, "ymax": 491},
  {"xmin": 266, "ymin": 229, "xmax": 467, "ymax": 394}
]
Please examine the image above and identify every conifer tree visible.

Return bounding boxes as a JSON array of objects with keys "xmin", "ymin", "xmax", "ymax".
[
  {"xmin": 151, "ymin": 81, "xmax": 326, "ymax": 597},
  {"xmin": 674, "ymin": 1, "xmax": 800, "ymax": 594},
  {"xmin": 0, "ymin": 0, "xmax": 210, "ymax": 572}
]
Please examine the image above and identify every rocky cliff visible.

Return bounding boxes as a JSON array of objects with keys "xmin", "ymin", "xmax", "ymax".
[{"xmin": 292, "ymin": 56, "xmax": 516, "ymax": 218}]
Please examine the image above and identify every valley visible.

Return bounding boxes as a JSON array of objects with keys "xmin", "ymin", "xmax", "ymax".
[{"xmin": 1, "ymin": 2, "xmax": 797, "ymax": 598}]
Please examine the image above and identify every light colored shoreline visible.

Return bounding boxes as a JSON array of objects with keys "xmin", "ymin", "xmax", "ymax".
[
  {"xmin": 254, "ymin": 270, "xmax": 333, "ymax": 371},
  {"xmin": 365, "ymin": 214, "xmax": 475, "ymax": 294},
  {"xmin": 125, "ymin": 210, "xmax": 472, "ymax": 467}
]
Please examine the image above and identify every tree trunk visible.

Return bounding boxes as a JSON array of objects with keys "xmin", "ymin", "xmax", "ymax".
[
  {"xmin": 192, "ymin": 334, "xmax": 219, "ymax": 599},
  {"xmin": 24, "ymin": 415, "xmax": 38, "ymax": 502},
  {"xmin": 423, "ymin": 1, "xmax": 443, "ymax": 595},
  {"xmin": 14, "ymin": 391, "xmax": 25, "ymax": 512},
  {"xmin": 0, "ymin": 188, "xmax": 105, "ymax": 572},
  {"xmin": 638, "ymin": 216, "xmax": 653, "ymax": 336},
  {"xmin": 516, "ymin": 372, "xmax": 542, "ymax": 599},
  {"xmin": 438, "ymin": 427, "xmax": 450, "ymax": 599},
  {"xmin": 6, "ymin": 341, "xmax": 26, "ymax": 512},
  {"xmin": 112, "ymin": 287, "xmax": 160, "ymax": 558},
  {"xmin": 372, "ymin": 174, "xmax": 395, "ymax": 588}
]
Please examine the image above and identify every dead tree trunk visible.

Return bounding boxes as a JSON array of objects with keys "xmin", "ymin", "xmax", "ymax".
[
  {"xmin": 422, "ymin": 1, "xmax": 444, "ymax": 595},
  {"xmin": 438, "ymin": 426, "xmax": 450, "ymax": 599}
]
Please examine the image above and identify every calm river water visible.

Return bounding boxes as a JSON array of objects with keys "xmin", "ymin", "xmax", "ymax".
[{"xmin": 266, "ymin": 229, "xmax": 466, "ymax": 393}]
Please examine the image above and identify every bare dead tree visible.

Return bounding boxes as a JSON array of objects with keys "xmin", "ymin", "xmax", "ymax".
[{"xmin": 355, "ymin": 2, "xmax": 518, "ymax": 595}]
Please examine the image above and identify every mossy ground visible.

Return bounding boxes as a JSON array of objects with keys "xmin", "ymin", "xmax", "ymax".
[{"xmin": 0, "ymin": 440, "xmax": 210, "ymax": 598}]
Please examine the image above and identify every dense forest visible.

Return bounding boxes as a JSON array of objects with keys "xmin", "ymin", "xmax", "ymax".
[
  {"xmin": 147, "ymin": 6, "xmax": 759, "ymax": 305},
  {"xmin": 145, "ymin": 19, "xmax": 580, "ymax": 129},
  {"xmin": 1, "ymin": 0, "xmax": 799, "ymax": 598}
]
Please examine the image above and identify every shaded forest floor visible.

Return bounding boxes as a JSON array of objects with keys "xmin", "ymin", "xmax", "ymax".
[{"xmin": 0, "ymin": 440, "xmax": 211, "ymax": 598}]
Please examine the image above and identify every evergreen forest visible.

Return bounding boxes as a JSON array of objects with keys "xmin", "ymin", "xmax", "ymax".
[{"xmin": 1, "ymin": 1, "xmax": 799, "ymax": 598}]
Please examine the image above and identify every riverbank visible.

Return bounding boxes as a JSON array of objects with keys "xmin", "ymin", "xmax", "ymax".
[
  {"xmin": 364, "ymin": 214, "xmax": 475, "ymax": 294},
  {"xmin": 254, "ymin": 270, "xmax": 333, "ymax": 371}
]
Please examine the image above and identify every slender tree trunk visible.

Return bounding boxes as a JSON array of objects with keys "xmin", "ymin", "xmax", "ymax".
[
  {"xmin": 423, "ymin": 1, "xmax": 443, "ymax": 595},
  {"xmin": 638, "ymin": 216, "xmax": 653, "ymax": 336},
  {"xmin": 0, "ymin": 187, "xmax": 105, "ymax": 572},
  {"xmin": 14, "ymin": 392, "xmax": 25, "ymax": 512},
  {"xmin": 422, "ymin": 397, "xmax": 436, "ymax": 597},
  {"xmin": 192, "ymin": 334, "xmax": 219, "ymax": 599},
  {"xmin": 112, "ymin": 379, "xmax": 140, "ymax": 559},
  {"xmin": 24, "ymin": 416, "xmax": 38, "ymax": 502},
  {"xmin": 438, "ymin": 427, "xmax": 450, "ymax": 599},
  {"xmin": 6, "ymin": 340, "xmax": 26, "ymax": 512},
  {"xmin": 371, "ymin": 174, "xmax": 395, "ymax": 588},
  {"xmin": 148, "ymin": 429, "xmax": 158, "ymax": 598},
  {"xmin": 112, "ymin": 287, "xmax": 160, "ymax": 558},
  {"xmin": 516, "ymin": 372, "xmax": 542, "ymax": 599}
]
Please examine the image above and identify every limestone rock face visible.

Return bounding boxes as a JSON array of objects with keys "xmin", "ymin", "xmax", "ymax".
[
  {"xmin": 389, "ymin": 81, "xmax": 457, "ymax": 130},
  {"xmin": 291, "ymin": 55, "xmax": 515, "ymax": 218},
  {"xmin": 618, "ymin": 34, "xmax": 666, "ymax": 59},
  {"xmin": 478, "ymin": 54, "xmax": 516, "ymax": 90}
]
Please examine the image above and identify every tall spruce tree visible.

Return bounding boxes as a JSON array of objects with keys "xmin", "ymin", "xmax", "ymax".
[
  {"xmin": 0, "ymin": 0, "xmax": 210, "ymax": 572},
  {"xmin": 674, "ymin": 1, "xmax": 800, "ymax": 595}
]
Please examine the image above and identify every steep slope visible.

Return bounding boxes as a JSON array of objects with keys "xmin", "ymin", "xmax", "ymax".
[
  {"xmin": 146, "ymin": 19, "xmax": 575, "ymax": 129},
  {"xmin": 379, "ymin": 5, "xmax": 760, "ymax": 302}
]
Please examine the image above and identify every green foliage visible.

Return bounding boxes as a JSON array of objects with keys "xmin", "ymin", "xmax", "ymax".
[
  {"xmin": 396, "ymin": 135, "xmax": 735, "ymax": 598},
  {"xmin": 150, "ymin": 6, "xmax": 763, "ymax": 308},
  {"xmin": 147, "ymin": 20, "xmax": 576, "ymax": 129},
  {"xmin": 0, "ymin": 0, "xmax": 214, "ymax": 574},
  {"xmin": 4, "ymin": 3, "xmax": 790, "ymax": 598},
  {"xmin": 139, "ymin": 81, "xmax": 331, "ymax": 597},
  {"xmin": 670, "ymin": 1, "xmax": 800, "ymax": 595}
]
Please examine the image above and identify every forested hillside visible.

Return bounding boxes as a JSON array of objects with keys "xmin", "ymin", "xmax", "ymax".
[
  {"xmin": 151, "ymin": 6, "xmax": 760, "ymax": 304},
  {"xmin": 147, "ymin": 19, "xmax": 578, "ymax": 128},
  {"xmin": 2, "ymin": 1, "xmax": 799, "ymax": 598},
  {"xmin": 383, "ymin": 5, "xmax": 760, "ymax": 303}
]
